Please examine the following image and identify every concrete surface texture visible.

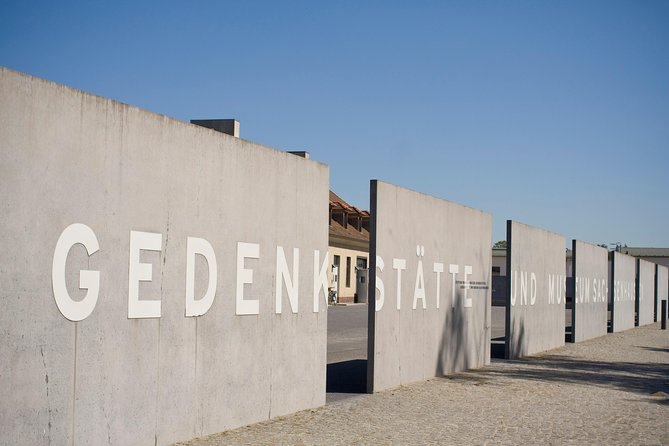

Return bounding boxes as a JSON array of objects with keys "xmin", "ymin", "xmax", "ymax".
[
  {"xmin": 657, "ymin": 265, "xmax": 669, "ymax": 322},
  {"xmin": 174, "ymin": 322, "xmax": 669, "ymax": 446},
  {"xmin": 571, "ymin": 240, "xmax": 609, "ymax": 342},
  {"xmin": 368, "ymin": 180, "xmax": 492, "ymax": 393},
  {"xmin": 505, "ymin": 221, "xmax": 566, "ymax": 359},
  {"xmin": 612, "ymin": 252, "xmax": 637, "ymax": 332},
  {"xmin": 0, "ymin": 67, "xmax": 329, "ymax": 445},
  {"xmin": 638, "ymin": 259, "xmax": 656, "ymax": 326}
]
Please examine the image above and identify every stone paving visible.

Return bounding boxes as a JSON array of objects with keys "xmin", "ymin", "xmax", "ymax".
[{"xmin": 174, "ymin": 324, "xmax": 669, "ymax": 445}]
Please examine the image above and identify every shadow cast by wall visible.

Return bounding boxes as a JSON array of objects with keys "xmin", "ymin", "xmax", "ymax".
[
  {"xmin": 326, "ymin": 359, "xmax": 367, "ymax": 394},
  {"xmin": 505, "ymin": 318, "xmax": 526, "ymax": 360},
  {"xmin": 639, "ymin": 346, "xmax": 669, "ymax": 354},
  {"xmin": 436, "ymin": 285, "xmax": 492, "ymax": 375},
  {"xmin": 473, "ymin": 354, "xmax": 669, "ymax": 401}
]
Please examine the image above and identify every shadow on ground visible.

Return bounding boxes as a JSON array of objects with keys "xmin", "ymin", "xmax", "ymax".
[
  {"xmin": 326, "ymin": 360, "xmax": 367, "ymax": 394},
  {"xmin": 638, "ymin": 346, "xmax": 669, "ymax": 354},
  {"xmin": 472, "ymin": 354, "xmax": 669, "ymax": 403}
]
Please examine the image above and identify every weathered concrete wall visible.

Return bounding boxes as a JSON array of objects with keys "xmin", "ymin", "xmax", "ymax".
[
  {"xmin": 0, "ymin": 68, "xmax": 329, "ymax": 445},
  {"xmin": 610, "ymin": 252, "xmax": 636, "ymax": 332},
  {"xmin": 505, "ymin": 221, "xmax": 565, "ymax": 359},
  {"xmin": 656, "ymin": 265, "xmax": 669, "ymax": 322},
  {"xmin": 367, "ymin": 181, "xmax": 492, "ymax": 393},
  {"xmin": 570, "ymin": 240, "xmax": 608, "ymax": 342},
  {"xmin": 636, "ymin": 259, "xmax": 655, "ymax": 326}
]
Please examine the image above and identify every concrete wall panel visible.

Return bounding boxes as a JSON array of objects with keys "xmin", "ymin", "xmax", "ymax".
[
  {"xmin": 657, "ymin": 265, "xmax": 669, "ymax": 322},
  {"xmin": 636, "ymin": 259, "xmax": 655, "ymax": 326},
  {"xmin": 570, "ymin": 240, "xmax": 608, "ymax": 342},
  {"xmin": 611, "ymin": 252, "xmax": 636, "ymax": 332},
  {"xmin": 368, "ymin": 181, "xmax": 492, "ymax": 393},
  {"xmin": 0, "ymin": 68, "xmax": 328, "ymax": 445},
  {"xmin": 505, "ymin": 221, "xmax": 565, "ymax": 359}
]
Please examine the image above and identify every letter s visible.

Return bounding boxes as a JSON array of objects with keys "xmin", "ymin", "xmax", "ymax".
[{"xmin": 376, "ymin": 256, "xmax": 385, "ymax": 312}]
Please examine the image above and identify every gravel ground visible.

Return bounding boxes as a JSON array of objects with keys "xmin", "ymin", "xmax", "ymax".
[{"xmin": 174, "ymin": 323, "xmax": 669, "ymax": 445}]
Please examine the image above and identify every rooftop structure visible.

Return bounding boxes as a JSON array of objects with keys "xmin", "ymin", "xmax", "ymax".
[{"xmin": 621, "ymin": 247, "xmax": 669, "ymax": 268}]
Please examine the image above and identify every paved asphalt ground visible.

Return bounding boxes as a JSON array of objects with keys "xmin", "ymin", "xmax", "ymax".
[
  {"xmin": 326, "ymin": 304, "xmax": 509, "ymax": 363},
  {"xmin": 327, "ymin": 304, "xmax": 369, "ymax": 364},
  {"xmin": 176, "ymin": 305, "xmax": 668, "ymax": 445}
]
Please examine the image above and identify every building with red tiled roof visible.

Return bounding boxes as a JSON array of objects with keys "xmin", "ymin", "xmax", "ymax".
[{"xmin": 329, "ymin": 191, "xmax": 370, "ymax": 303}]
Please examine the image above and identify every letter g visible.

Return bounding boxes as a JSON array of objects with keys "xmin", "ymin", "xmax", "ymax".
[{"xmin": 52, "ymin": 223, "xmax": 100, "ymax": 321}]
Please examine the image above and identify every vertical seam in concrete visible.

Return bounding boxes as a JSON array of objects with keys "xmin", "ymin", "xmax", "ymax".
[
  {"xmin": 155, "ymin": 211, "xmax": 168, "ymax": 443},
  {"xmin": 71, "ymin": 322, "xmax": 77, "ymax": 446},
  {"xmin": 420, "ymin": 299, "xmax": 425, "ymax": 382},
  {"xmin": 395, "ymin": 189, "xmax": 401, "ymax": 385},
  {"xmin": 268, "ymin": 318, "xmax": 273, "ymax": 420},
  {"xmin": 195, "ymin": 317, "xmax": 200, "ymax": 436},
  {"xmin": 154, "ymin": 319, "xmax": 161, "ymax": 444}
]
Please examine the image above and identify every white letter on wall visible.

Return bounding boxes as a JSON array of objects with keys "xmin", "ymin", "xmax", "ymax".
[
  {"xmin": 128, "ymin": 231, "xmax": 162, "ymax": 319},
  {"xmin": 413, "ymin": 259, "xmax": 426, "ymax": 310},
  {"xmin": 375, "ymin": 256, "xmax": 385, "ymax": 312},
  {"xmin": 52, "ymin": 223, "xmax": 100, "ymax": 321},
  {"xmin": 449, "ymin": 264, "xmax": 459, "ymax": 308},
  {"xmin": 276, "ymin": 246, "xmax": 299, "ymax": 314},
  {"xmin": 313, "ymin": 250, "xmax": 329, "ymax": 312},
  {"xmin": 433, "ymin": 263, "xmax": 444, "ymax": 309},
  {"xmin": 520, "ymin": 271, "xmax": 527, "ymax": 306},
  {"xmin": 236, "ymin": 242, "xmax": 260, "ymax": 315},
  {"xmin": 530, "ymin": 272, "xmax": 537, "ymax": 306},
  {"xmin": 463, "ymin": 265, "xmax": 473, "ymax": 308},
  {"xmin": 392, "ymin": 258, "xmax": 406, "ymax": 310},
  {"xmin": 185, "ymin": 237, "xmax": 218, "ymax": 317}
]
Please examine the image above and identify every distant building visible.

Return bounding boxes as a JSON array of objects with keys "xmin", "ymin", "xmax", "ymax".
[
  {"xmin": 491, "ymin": 248, "xmax": 507, "ymax": 276},
  {"xmin": 328, "ymin": 191, "xmax": 370, "ymax": 303},
  {"xmin": 620, "ymin": 247, "xmax": 669, "ymax": 268}
]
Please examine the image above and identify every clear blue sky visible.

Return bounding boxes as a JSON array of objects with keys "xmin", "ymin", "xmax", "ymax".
[{"xmin": 2, "ymin": 1, "xmax": 668, "ymax": 247}]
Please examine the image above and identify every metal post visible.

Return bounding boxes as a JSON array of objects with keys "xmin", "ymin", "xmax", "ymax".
[{"xmin": 662, "ymin": 300, "xmax": 667, "ymax": 330}]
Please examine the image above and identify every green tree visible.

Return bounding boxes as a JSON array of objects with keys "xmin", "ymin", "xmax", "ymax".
[{"xmin": 493, "ymin": 240, "xmax": 507, "ymax": 249}]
